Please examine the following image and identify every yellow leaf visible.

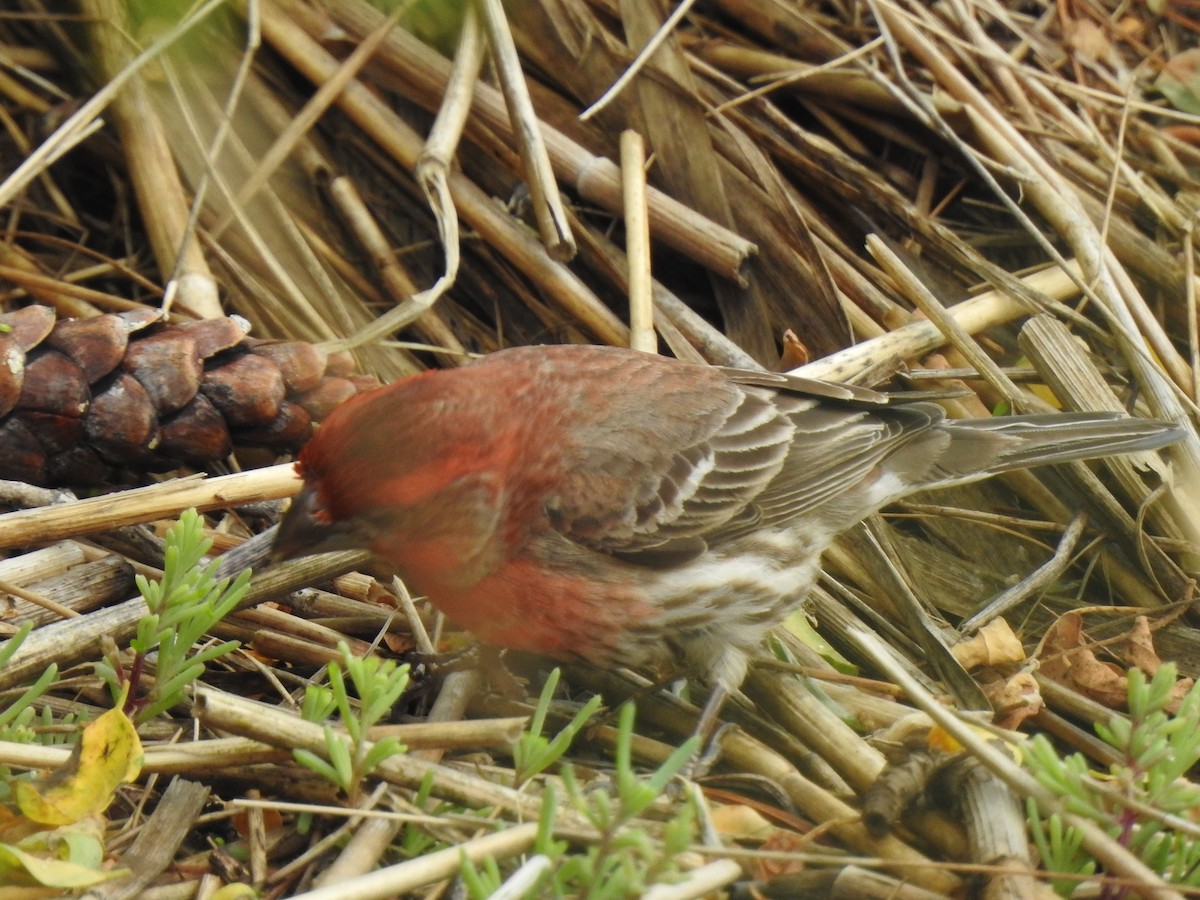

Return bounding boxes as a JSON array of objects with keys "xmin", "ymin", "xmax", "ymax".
[
  {"xmin": 16, "ymin": 708, "xmax": 143, "ymax": 826},
  {"xmin": 709, "ymin": 803, "xmax": 775, "ymax": 842},
  {"xmin": 0, "ymin": 842, "xmax": 127, "ymax": 889},
  {"xmin": 928, "ymin": 724, "xmax": 1021, "ymax": 762},
  {"xmin": 209, "ymin": 885, "xmax": 258, "ymax": 900}
]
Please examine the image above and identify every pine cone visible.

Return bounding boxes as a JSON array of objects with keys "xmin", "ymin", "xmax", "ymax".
[{"xmin": 0, "ymin": 306, "xmax": 380, "ymax": 486}]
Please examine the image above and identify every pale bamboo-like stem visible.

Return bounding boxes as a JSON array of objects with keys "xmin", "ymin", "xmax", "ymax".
[
  {"xmin": 621, "ymin": 130, "xmax": 655, "ymax": 353},
  {"xmin": 793, "ymin": 261, "xmax": 1082, "ymax": 382},
  {"xmin": 0, "ymin": 551, "xmax": 369, "ymax": 692},
  {"xmin": 0, "ymin": 577, "xmax": 80, "ymax": 620},
  {"xmin": 81, "ymin": 0, "xmax": 220, "ymax": 318},
  {"xmin": 0, "ymin": 464, "xmax": 300, "ymax": 551},
  {"xmin": 322, "ymin": 8, "xmax": 482, "ymax": 356},
  {"xmin": 193, "ymin": 685, "xmax": 591, "ymax": 830},
  {"xmin": 322, "ymin": 175, "xmax": 467, "ymax": 358},
  {"xmin": 260, "ymin": 1, "xmax": 627, "ymax": 346},
  {"xmin": 474, "ymin": 0, "xmax": 575, "ymax": 259},
  {"xmin": 211, "ymin": 4, "xmax": 405, "ymax": 239},
  {"xmin": 866, "ymin": 234, "xmax": 1024, "ymax": 407},
  {"xmin": 321, "ymin": 0, "xmax": 756, "ymax": 285},
  {"xmin": 291, "ymin": 822, "xmax": 537, "ymax": 900},
  {"xmin": 0, "ymin": 721, "xmax": 527, "ymax": 774},
  {"xmin": 641, "ymin": 860, "xmax": 743, "ymax": 900},
  {"xmin": 870, "ymin": 0, "xmax": 1200, "ymax": 564}
]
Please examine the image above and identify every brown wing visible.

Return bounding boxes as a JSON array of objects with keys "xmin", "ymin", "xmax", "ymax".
[{"xmin": 538, "ymin": 351, "xmax": 946, "ymax": 559}]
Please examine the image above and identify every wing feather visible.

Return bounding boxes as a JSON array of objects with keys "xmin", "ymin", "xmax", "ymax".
[{"xmin": 542, "ymin": 357, "xmax": 947, "ymax": 560}]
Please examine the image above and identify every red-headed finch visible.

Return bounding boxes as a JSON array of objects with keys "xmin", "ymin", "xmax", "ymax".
[{"xmin": 273, "ymin": 345, "xmax": 1181, "ymax": 735}]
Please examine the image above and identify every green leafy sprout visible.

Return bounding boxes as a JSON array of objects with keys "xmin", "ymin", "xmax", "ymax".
[
  {"xmin": 295, "ymin": 641, "xmax": 410, "ymax": 803},
  {"xmin": 464, "ymin": 693, "xmax": 699, "ymax": 899},
  {"xmin": 96, "ymin": 508, "xmax": 248, "ymax": 723},
  {"xmin": 1024, "ymin": 663, "xmax": 1200, "ymax": 895},
  {"xmin": 512, "ymin": 667, "xmax": 603, "ymax": 787}
]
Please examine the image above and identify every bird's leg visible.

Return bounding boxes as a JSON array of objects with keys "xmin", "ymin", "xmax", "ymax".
[
  {"xmin": 693, "ymin": 680, "xmax": 730, "ymax": 750},
  {"xmin": 405, "ymin": 643, "xmax": 526, "ymax": 699},
  {"xmin": 684, "ymin": 682, "xmax": 735, "ymax": 779},
  {"xmin": 679, "ymin": 648, "xmax": 748, "ymax": 778}
]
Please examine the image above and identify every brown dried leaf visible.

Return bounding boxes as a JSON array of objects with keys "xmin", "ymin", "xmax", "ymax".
[
  {"xmin": 982, "ymin": 672, "xmax": 1043, "ymax": 730},
  {"xmin": 1037, "ymin": 612, "xmax": 1127, "ymax": 709},
  {"xmin": 1124, "ymin": 616, "xmax": 1161, "ymax": 674},
  {"xmin": 953, "ymin": 618, "xmax": 1026, "ymax": 671},
  {"xmin": 709, "ymin": 803, "xmax": 775, "ymax": 842}
]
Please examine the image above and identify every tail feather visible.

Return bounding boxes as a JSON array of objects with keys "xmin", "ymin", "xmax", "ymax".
[{"xmin": 935, "ymin": 413, "xmax": 1182, "ymax": 482}]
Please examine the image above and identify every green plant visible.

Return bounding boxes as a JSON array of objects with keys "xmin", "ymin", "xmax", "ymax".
[
  {"xmin": 96, "ymin": 509, "xmax": 248, "ymax": 723},
  {"xmin": 0, "ymin": 624, "xmax": 58, "ymax": 745},
  {"xmin": 294, "ymin": 642, "xmax": 410, "ymax": 802},
  {"xmin": 463, "ymin": 701, "xmax": 699, "ymax": 899},
  {"xmin": 0, "ymin": 625, "xmax": 70, "ymax": 805},
  {"xmin": 512, "ymin": 667, "xmax": 603, "ymax": 787},
  {"xmin": 399, "ymin": 771, "xmax": 453, "ymax": 858},
  {"xmin": 1024, "ymin": 664, "xmax": 1200, "ymax": 896}
]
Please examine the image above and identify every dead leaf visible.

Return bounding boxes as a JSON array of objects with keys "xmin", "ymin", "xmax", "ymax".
[
  {"xmin": 16, "ymin": 707, "xmax": 143, "ymax": 826},
  {"xmin": 1038, "ymin": 612, "xmax": 1083, "ymax": 681},
  {"xmin": 953, "ymin": 619, "xmax": 1026, "ymax": 670},
  {"xmin": 1124, "ymin": 616, "xmax": 1161, "ymax": 674},
  {"xmin": 1156, "ymin": 48, "xmax": 1200, "ymax": 115},
  {"xmin": 778, "ymin": 329, "xmax": 810, "ymax": 369},
  {"xmin": 1036, "ymin": 612, "xmax": 1127, "ymax": 708},
  {"xmin": 1064, "ymin": 17, "xmax": 1113, "ymax": 66},
  {"xmin": 754, "ymin": 828, "xmax": 809, "ymax": 880},
  {"xmin": 983, "ymin": 672, "xmax": 1043, "ymax": 730},
  {"xmin": 709, "ymin": 803, "xmax": 775, "ymax": 843},
  {"xmin": 1066, "ymin": 652, "xmax": 1127, "ymax": 709},
  {"xmin": 0, "ymin": 842, "xmax": 126, "ymax": 890}
]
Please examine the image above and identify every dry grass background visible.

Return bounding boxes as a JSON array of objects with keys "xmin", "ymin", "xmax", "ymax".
[{"xmin": 1, "ymin": 0, "xmax": 1200, "ymax": 896}]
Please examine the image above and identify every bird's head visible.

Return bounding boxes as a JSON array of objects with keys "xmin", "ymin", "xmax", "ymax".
[{"xmin": 270, "ymin": 368, "xmax": 534, "ymax": 587}]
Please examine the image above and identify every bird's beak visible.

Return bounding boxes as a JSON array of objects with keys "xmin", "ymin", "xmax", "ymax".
[{"xmin": 271, "ymin": 485, "xmax": 363, "ymax": 562}]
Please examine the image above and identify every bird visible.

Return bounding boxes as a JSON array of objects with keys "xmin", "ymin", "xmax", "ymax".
[{"xmin": 272, "ymin": 344, "xmax": 1182, "ymax": 739}]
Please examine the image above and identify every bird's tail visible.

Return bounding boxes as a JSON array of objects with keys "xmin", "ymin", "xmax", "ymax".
[{"xmin": 932, "ymin": 412, "xmax": 1183, "ymax": 483}]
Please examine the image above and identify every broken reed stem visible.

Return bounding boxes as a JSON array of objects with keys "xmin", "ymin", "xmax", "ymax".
[
  {"xmin": 794, "ymin": 260, "xmax": 1083, "ymax": 382},
  {"xmin": 80, "ymin": 0, "xmax": 221, "ymax": 318},
  {"xmin": 621, "ymin": 130, "xmax": 655, "ymax": 353},
  {"xmin": 866, "ymin": 234, "xmax": 1024, "ymax": 407},
  {"xmin": 0, "ymin": 465, "xmax": 300, "ymax": 551},
  {"xmin": 323, "ymin": 0, "xmax": 756, "ymax": 285},
  {"xmin": 474, "ymin": 0, "xmax": 575, "ymax": 260},
  {"xmin": 291, "ymin": 823, "xmax": 538, "ymax": 900},
  {"xmin": 193, "ymin": 685, "xmax": 593, "ymax": 832},
  {"xmin": 260, "ymin": 0, "xmax": 627, "ymax": 346}
]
